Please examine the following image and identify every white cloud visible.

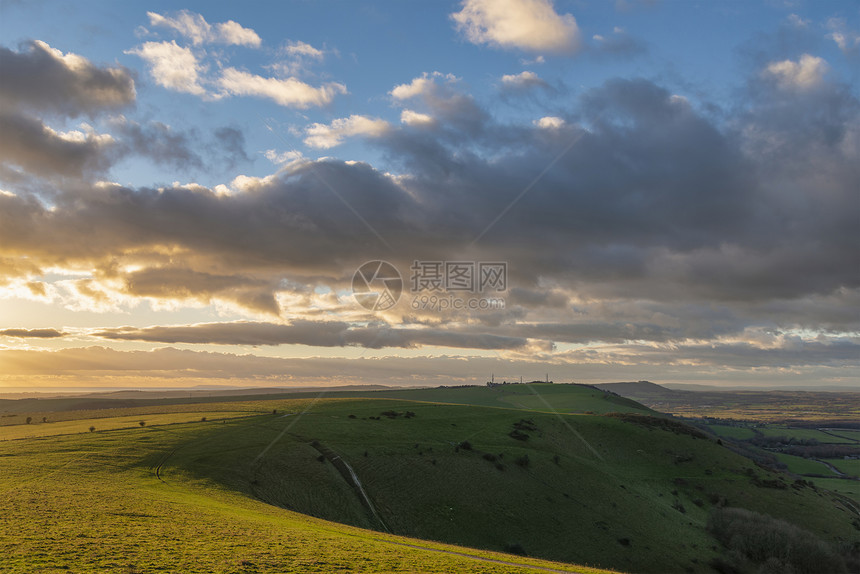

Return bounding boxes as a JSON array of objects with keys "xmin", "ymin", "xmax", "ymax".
[
  {"xmin": 400, "ymin": 110, "xmax": 435, "ymax": 126},
  {"xmin": 390, "ymin": 72, "xmax": 456, "ymax": 100},
  {"xmin": 451, "ymin": 0, "xmax": 581, "ymax": 54},
  {"xmin": 304, "ymin": 115, "xmax": 391, "ymax": 149},
  {"xmin": 218, "ymin": 67, "xmax": 346, "ymax": 108},
  {"xmin": 284, "ymin": 40, "xmax": 324, "ymax": 59},
  {"xmin": 534, "ymin": 116, "xmax": 564, "ymax": 129},
  {"xmin": 501, "ymin": 70, "xmax": 547, "ymax": 89},
  {"xmin": 264, "ymin": 149, "xmax": 305, "ymax": 166},
  {"xmin": 147, "ymin": 10, "xmax": 261, "ymax": 47},
  {"xmin": 764, "ymin": 54, "xmax": 828, "ymax": 90},
  {"xmin": 826, "ymin": 18, "xmax": 860, "ymax": 55},
  {"xmin": 127, "ymin": 41, "xmax": 206, "ymax": 96}
]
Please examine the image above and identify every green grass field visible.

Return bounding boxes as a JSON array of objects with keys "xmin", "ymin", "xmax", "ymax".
[
  {"xmin": 2, "ymin": 387, "xmax": 858, "ymax": 574},
  {"xmin": 772, "ymin": 452, "xmax": 838, "ymax": 476},
  {"xmin": 826, "ymin": 458, "xmax": 860, "ymax": 478},
  {"xmin": 0, "ymin": 405, "xmax": 612, "ymax": 574}
]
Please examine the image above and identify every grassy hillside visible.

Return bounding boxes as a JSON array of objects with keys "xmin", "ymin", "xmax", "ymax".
[
  {"xmin": 0, "ymin": 408, "xmax": 611, "ymax": 574},
  {"xmin": 159, "ymin": 396, "xmax": 857, "ymax": 573},
  {"xmin": 2, "ymin": 385, "xmax": 858, "ymax": 573}
]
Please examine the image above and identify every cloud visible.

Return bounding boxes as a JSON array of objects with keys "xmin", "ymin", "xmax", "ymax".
[
  {"xmin": 764, "ymin": 54, "xmax": 828, "ymax": 90},
  {"xmin": 111, "ymin": 116, "xmax": 203, "ymax": 170},
  {"xmin": 304, "ymin": 115, "xmax": 391, "ymax": 148},
  {"xmin": 400, "ymin": 110, "xmax": 435, "ymax": 127},
  {"xmin": 500, "ymin": 70, "xmax": 549, "ymax": 90},
  {"xmin": 0, "ymin": 40, "xmax": 135, "ymax": 117},
  {"xmin": 534, "ymin": 116, "xmax": 564, "ymax": 129},
  {"xmin": 284, "ymin": 40, "xmax": 324, "ymax": 59},
  {"xmin": 0, "ymin": 328, "xmax": 65, "ymax": 338},
  {"xmin": 590, "ymin": 27, "xmax": 648, "ymax": 58},
  {"xmin": 451, "ymin": 0, "xmax": 581, "ymax": 54},
  {"xmin": 218, "ymin": 67, "xmax": 346, "ymax": 108},
  {"xmin": 94, "ymin": 321, "xmax": 530, "ymax": 351},
  {"xmin": 0, "ymin": 63, "xmax": 856, "ymax": 359},
  {"xmin": 0, "ymin": 112, "xmax": 115, "ymax": 178},
  {"xmin": 147, "ymin": 10, "xmax": 261, "ymax": 47},
  {"xmin": 826, "ymin": 18, "xmax": 860, "ymax": 56},
  {"xmin": 389, "ymin": 72, "xmax": 487, "ymax": 132},
  {"xmin": 127, "ymin": 41, "xmax": 206, "ymax": 96}
]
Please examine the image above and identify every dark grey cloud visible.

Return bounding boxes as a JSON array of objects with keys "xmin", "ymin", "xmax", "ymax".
[
  {"xmin": 0, "ymin": 328, "xmax": 65, "ymax": 338},
  {"xmin": 212, "ymin": 126, "xmax": 250, "ymax": 167},
  {"xmin": 0, "ymin": 40, "xmax": 135, "ymax": 118},
  {"xmin": 0, "ymin": 60, "xmax": 856, "ymax": 355},
  {"xmin": 94, "ymin": 321, "xmax": 529, "ymax": 351},
  {"xmin": 111, "ymin": 118, "xmax": 204, "ymax": 171},
  {"xmin": 0, "ymin": 111, "xmax": 116, "ymax": 178}
]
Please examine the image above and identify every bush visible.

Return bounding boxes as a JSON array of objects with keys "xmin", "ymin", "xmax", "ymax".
[
  {"xmin": 482, "ymin": 453, "xmax": 497, "ymax": 462},
  {"xmin": 708, "ymin": 507, "xmax": 846, "ymax": 574},
  {"xmin": 458, "ymin": 441, "xmax": 472, "ymax": 451},
  {"xmin": 26, "ymin": 417, "xmax": 32, "ymax": 424},
  {"xmin": 139, "ymin": 421, "xmax": 146, "ymax": 427},
  {"xmin": 508, "ymin": 429, "xmax": 529, "ymax": 441},
  {"xmin": 201, "ymin": 417, "xmax": 207, "ymax": 422},
  {"xmin": 515, "ymin": 454, "xmax": 530, "ymax": 468},
  {"xmin": 89, "ymin": 426, "xmax": 95, "ymax": 432}
]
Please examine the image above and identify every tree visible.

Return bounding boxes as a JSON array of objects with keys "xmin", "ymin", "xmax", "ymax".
[
  {"xmin": 25, "ymin": 416, "xmax": 32, "ymax": 424},
  {"xmin": 89, "ymin": 426, "xmax": 95, "ymax": 432}
]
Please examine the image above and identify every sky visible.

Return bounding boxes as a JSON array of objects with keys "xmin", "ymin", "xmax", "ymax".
[{"xmin": 0, "ymin": 0, "xmax": 858, "ymax": 392}]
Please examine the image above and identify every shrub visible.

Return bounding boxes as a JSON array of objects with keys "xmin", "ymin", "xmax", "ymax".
[
  {"xmin": 482, "ymin": 453, "xmax": 497, "ymax": 462},
  {"xmin": 26, "ymin": 417, "xmax": 32, "ymax": 424},
  {"xmin": 515, "ymin": 454, "xmax": 530, "ymax": 468},
  {"xmin": 348, "ymin": 414, "xmax": 356, "ymax": 419},
  {"xmin": 272, "ymin": 409, "xmax": 277, "ymax": 415},
  {"xmin": 89, "ymin": 426, "xmax": 95, "ymax": 432},
  {"xmin": 42, "ymin": 417, "xmax": 47, "ymax": 423},
  {"xmin": 708, "ymin": 507, "xmax": 846, "ymax": 574},
  {"xmin": 458, "ymin": 441, "xmax": 472, "ymax": 451},
  {"xmin": 139, "ymin": 421, "xmax": 146, "ymax": 427},
  {"xmin": 508, "ymin": 429, "xmax": 529, "ymax": 441},
  {"xmin": 201, "ymin": 417, "xmax": 207, "ymax": 422}
]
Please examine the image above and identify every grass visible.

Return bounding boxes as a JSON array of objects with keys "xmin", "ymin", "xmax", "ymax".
[
  {"xmin": 813, "ymin": 478, "xmax": 860, "ymax": 502},
  {"xmin": 2, "ymin": 387, "xmax": 858, "ymax": 574},
  {"xmin": 0, "ymin": 410, "xmax": 258, "ymax": 440},
  {"xmin": 773, "ymin": 452, "xmax": 838, "ymax": 476},
  {"xmin": 826, "ymin": 458, "xmax": 860, "ymax": 477},
  {"xmin": 0, "ymin": 410, "xmax": 611, "ymax": 574}
]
